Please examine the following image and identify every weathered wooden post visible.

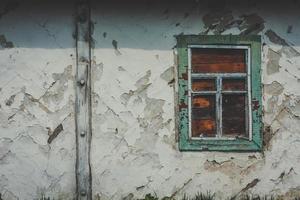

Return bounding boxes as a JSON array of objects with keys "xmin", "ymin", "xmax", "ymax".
[{"xmin": 75, "ymin": 0, "xmax": 92, "ymax": 199}]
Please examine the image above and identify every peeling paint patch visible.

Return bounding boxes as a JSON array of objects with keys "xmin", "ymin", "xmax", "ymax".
[
  {"xmin": 118, "ymin": 66, "xmax": 126, "ymax": 71},
  {"xmin": 0, "ymin": 138, "xmax": 13, "ymax": 160},
  {"xmin": 252, "ymin": 99, "xmax": 260, "ymax": 111},
  {"xmin": 263, "ymin": 125, "xmax": 278, "ymax": 150},
  {"xmin": 47, "ymin": 124, "xmax": 64, "ymax": 144},
  {"xmin": 265, "ymin": 29, "xmax": 300, "ymax": 58},
  {"xmin": 271, "ymin": 167, "xmax": 296, "ymax": 184},
  {"xmin": 144, "ymin": 98, "xmax": 165, "ymax": 120},
  {"xmin": 92, "ymin": 62, "xmax": 103, "ymax": 81},
  {"xmin": 267, "ymin": 49, "xmax": 281, "ymax": 75},
  {"xmin": 120, "ymin": 70, "xmax": 152, "ymax": 106},
  {"xmin": 266, "ymin": 29, "xmax": 290, "ymax": 46},
  {"xmin": 239, "ymin": 14, "xmax": 264, "ymax": 35},
  {"xmin": 122, "ymin": 193, "xmax": 134, "ymax": 200},
  {"xmin": 202, "ymin": 11, "xmax": 264, "ymax": 35},
  {"xmin": 5, "ymin": 94, "xmax": 16, "ymax": 106},
  {"xmin": 135, "ymin": 70, "xmax": 151, "ymax": 88},
  {"xmin": 39, "ymin": 65, "xmax": 74, "ymax": 110},
  {"xmin": 264, "ymin": 81, "xmax": 284, "ymax": 96},
  {"xmin": 160, "ymin": 67, "xmax": 175, "ymax": 86},
  {"xmin": 202, "ymin": 10, "xmax": 235, "ymax": 34},
  {"xmin": 0, "ymin": 35, "xmax": 14, "ymax": 48},
  {"xmin": 204, "ymin": 159, "xmax": 240, "ymax": 176},
  {"xmin": 112, "ymin": 39, "xmax": 121, "ymax": 55},
  {"xmin": 241, "ymin": 178, "xmax": 260, "ymax": 192}
]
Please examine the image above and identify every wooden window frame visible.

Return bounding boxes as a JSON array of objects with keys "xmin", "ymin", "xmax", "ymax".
[{"xmin": 176, "ymin": 35, "xmax": 262, "ymax": 152}]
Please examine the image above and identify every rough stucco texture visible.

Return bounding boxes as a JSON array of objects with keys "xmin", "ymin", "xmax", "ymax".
[
  {"xmin": 0, "ymin": 0, "xmax": 300, "ymax": 200},
  {"xmin": 0, "ymin": 2, "xmax": 76, "ymax": 200}
]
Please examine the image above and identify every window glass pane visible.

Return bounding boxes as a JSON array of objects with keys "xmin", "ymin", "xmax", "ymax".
[
  {"xmin": 222, "ymin": 78, "xmax": 246, "ymax": 91},
  {"xmin": 191, "ymin": 48, "xmax": 246, "ymax": 73},
  {"xmin": 192, "ymin": 95, "xmax": 216, "ymax": 137},
  {"xmin": 222, "ymin": 94, "xmax": 247, "ymax": 137},
  {"xmin": 192, "ymin": 78, "xmax": 215, "ymax": 91}
]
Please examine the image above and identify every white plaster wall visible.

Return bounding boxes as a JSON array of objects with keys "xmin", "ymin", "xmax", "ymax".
[
  {"xmin": 0, "ymin": 2, "xmax": 76, "ymax": 199},
  {"xmin": 90, "ymin": 1, "xmax": 300, "ymax": 199},
  {"xmin": 0, "ymin": 0, "xmax": 300, "ymax": 200}
]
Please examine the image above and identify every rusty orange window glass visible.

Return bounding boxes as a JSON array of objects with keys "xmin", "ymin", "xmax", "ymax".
[
  {"xmin": 222, "ymin": 94, "xmax": 247, "ymax": 137},
  {"xmin": 192, "ymin": 79, "xmax": 216, "ymax": 91},
  {"xmin": 222, "ymin": 79, "xmax": 246, "ymax": 91},
  {"xmin": 191, "ymin": 95, "xmax": 216, "ymax": 137},
  {"xmin": 191, "ymin": 48, "xmax": 246, "ymax": 73},
  {"xmin": 190, "ymin": 47, "xmax": 249, "ymax": 139}
]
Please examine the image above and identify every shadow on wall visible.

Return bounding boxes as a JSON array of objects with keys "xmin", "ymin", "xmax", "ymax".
[{"xmin": 0, "ymin": 0, "xmax": 300, "ymax": 50}]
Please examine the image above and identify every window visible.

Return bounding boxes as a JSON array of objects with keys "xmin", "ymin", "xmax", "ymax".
[{"xmin": 176, "ymin": 35, "xmax": 262, "ymax": 151}]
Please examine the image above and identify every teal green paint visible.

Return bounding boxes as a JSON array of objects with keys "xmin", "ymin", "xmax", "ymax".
[
  {"xmin": 177, "ymin": 45, "xmax": 189, "ymax": 151},
  {"xmin": 176, "ymin": 35, "xmax": 262, "ymax": 152}
]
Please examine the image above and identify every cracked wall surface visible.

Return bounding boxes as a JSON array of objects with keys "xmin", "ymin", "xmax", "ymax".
[
  {"xmin": 0, "ymin": 2, "xmax": 76, "ymax": 199},
  {"xmin": 90, "ymin": 1, "xmax": 300, "ymax": 200},
  {"xmin": 0, "ymin": 0, "xmax": 300, "ymax": 200}
]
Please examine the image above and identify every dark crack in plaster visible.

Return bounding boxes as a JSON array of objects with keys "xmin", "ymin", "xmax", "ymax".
[
  {"xmin": 271, "ymin": 168, "xmax": 296, "ymax": 185},
  {"xmin": 231, "ymin": 178, "xmax": 260, "ymax": 199}
]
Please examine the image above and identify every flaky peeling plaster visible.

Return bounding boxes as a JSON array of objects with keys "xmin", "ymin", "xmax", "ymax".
[
  {"xmin": 0, "ymin": 0, "xmax": 300, "ymax": 200},
  {"xmin": 90, "ymin": 1, "xmax": 300, "ymax": 200},
  {"xmin": 0, "ymin": 2, "xmax": 76, "ymax": 200}
]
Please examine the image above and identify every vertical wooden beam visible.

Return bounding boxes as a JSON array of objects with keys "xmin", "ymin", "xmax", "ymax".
[{"xmin": 75, "ymin": 0, "xmax": 92, "ymax": 199}]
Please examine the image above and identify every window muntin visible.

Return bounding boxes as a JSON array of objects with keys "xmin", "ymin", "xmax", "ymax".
[{"xmin": 188, "ymin": 45, "xmax": 252, "ymax": 140}]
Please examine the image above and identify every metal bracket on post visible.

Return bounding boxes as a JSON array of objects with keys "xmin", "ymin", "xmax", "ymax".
[{"xmin": 75, "ymin": 0, "xmax": 92, "ymax": 199}]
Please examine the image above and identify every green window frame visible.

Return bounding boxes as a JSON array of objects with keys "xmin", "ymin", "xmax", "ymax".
[{"xmin": 176, "ymin": 35, "xmax": 262, "ymax": 152}]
